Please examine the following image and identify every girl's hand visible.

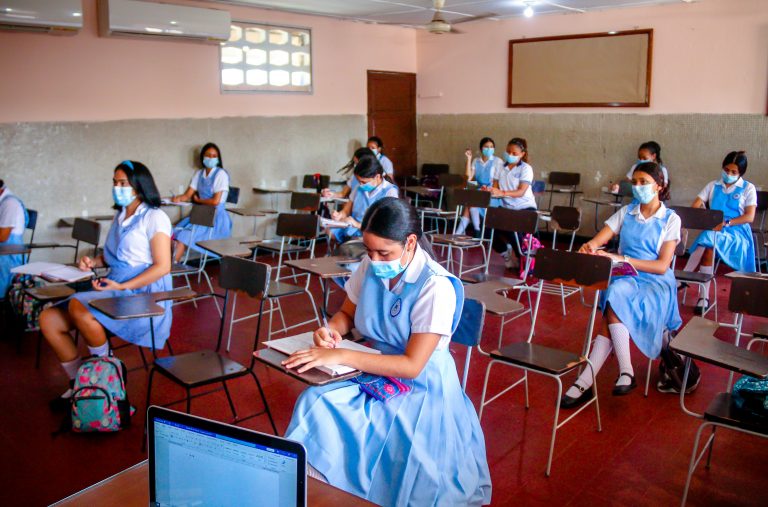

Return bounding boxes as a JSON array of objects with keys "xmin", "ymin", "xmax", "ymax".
[
  {"xmin": 79, "ymin": 256, "xmax": 95, "ymax": 271},
  {"xmin": 344, "ymin": 217, "xmax": 360, "ymax": 228},
  {"xmin": 170, "ymin": 195, "xmax": 182, "ymax": 203},
  {"xmin": 465, "ymin": 149, "xmax": 473, "ymax": 161},
  {"xmin": 314, "ymin": 327, "xmax": 342, "ymax": 348},
  {"xmin": 579, "ymin": 242, "xmax": 598, "ymax": 254},
  {"xmin": 92, "ymin": 278, "xmax": 124, "ymax": 291},
  {"xmin": 282, "ymin": 347, "xmax": 344, "ymax": 373},
  {"xmin": 331, "ymin": 210, "xmax": 342, "ymax": 221},
  {"xmin": 489, "ymin": 188, "xmax": 504, "ymax": 198},
  {"xmin": 595, "ymin": 250, "xmax": 622, "ymax": 262}
]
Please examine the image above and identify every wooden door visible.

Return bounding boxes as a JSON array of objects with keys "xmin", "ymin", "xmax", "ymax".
[{"xmin": 367, "ymin": 71, "xmax": 417, "ymax": 180}]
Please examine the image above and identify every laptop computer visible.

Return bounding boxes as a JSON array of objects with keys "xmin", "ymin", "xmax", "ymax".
[{"xmin": 147, "ymin": 406, "xmax": 307, "ymax": 507}]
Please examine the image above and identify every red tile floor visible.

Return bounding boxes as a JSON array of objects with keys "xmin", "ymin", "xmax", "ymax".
[{"xmin": 1, "ymin": 245, "xmax": 766, "ymax": 506}]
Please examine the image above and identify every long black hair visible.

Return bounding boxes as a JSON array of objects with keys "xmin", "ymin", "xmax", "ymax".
[
  {"xmin": 360, "ymin": 197, "xmax": 435, "ymax": 259},
  {"xmin": 353, "ymin": 153, "xmax": 384, "ymax": 179},
  {"xmin": 632, "ymin": 161, "xmax": 670, "ymax": 202},
  {"xmin": 199, "ymin": 142, "xmax": 223, "ymax": 169},
  {"xmin": 115, "ymin": 160, "xmax": 162, "ymax": 208},
  {"xmin": 638, "ymin": 141, "xmax": 663, "ymax": 166},
  {"xmin": 722, "ymin": 150, "xmax": 748, "ymax": 175},
  {"xmin": 339, "ymin": 147, "xmax": 374, "ymax": 178}
]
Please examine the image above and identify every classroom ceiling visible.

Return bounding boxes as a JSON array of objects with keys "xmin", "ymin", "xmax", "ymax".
[{"xmin": 210, "ymin": 0, "xmax": 694, "ymax": 26}]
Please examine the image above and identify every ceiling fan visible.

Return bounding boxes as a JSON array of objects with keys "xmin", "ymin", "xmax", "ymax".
[{"xmin": 423, "ymin": 0, "xmax": 498, "ymax": 35}]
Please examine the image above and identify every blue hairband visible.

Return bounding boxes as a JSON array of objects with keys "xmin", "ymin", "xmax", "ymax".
[{"xmin": 121, "ymin": 160, "xmax": 134, "ymax": 170}]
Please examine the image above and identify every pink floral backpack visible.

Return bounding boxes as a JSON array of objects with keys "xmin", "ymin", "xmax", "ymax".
[
  {"xmin": 520, "ymin": 234, "xmax": 542, "ymax": 278},
  {"xmin": 71, "ymin": 356, "xmax": 133, "ymax": 432}
]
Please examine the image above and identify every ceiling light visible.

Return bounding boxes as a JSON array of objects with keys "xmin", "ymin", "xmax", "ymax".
[
  {"xmin": 73, "ymin": 12, "xmax": 82, "ymax": 17},
  {"xmin": 4, "ymin": 8, "xmax": 12, "ymax": 12},
  {"xmin": 608, "ymin": 30, "xmax": 617, "ymax": 34},
  {"xmin": 170, "ymin": 20, "xmax": 177, "ymax": 25},
  {"xmin": 523, "ymin": 6, "xmax": 534, "ymax": 17}
]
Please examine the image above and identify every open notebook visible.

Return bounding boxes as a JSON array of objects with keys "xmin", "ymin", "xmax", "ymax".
[
  {"xmin": 611, "ymin": 260, "xmax": 638, "ymax": 277},
  {"xmin": 320, "ymin": 217, "xmax": 355, "ymax": 229},
  {"xmin": 264, "ymin": 332, "xmax": 380, "ymax": 376},
  {"xmin": 11, "ymin": 262, "xmax": 94, "ymax": 282}
]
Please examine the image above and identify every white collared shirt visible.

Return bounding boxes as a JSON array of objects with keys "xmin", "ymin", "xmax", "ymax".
[
  {"xmin": 605, "ymin": 202, "xmax": 681, "ymax": 253},
  {"xmin": 494, "ymin": 161, "xmax": 537, "ymax": 210},
  {"xmin": 190, "ymin": 168, "xmax": 229, "ymax": 203},
  {"xmin": 697, "ymin": 177, "xmax": 757, "ymax": 215},
  {"xmin": 345, "ymin": 245, "xmax": 457, "ymax": 349},
  {"xmin": 112, "ymin": 203, "xmax": 172, "ymax": 266},
  {"xmin": 0, "ymin": 188, "xmax": 25, "ymax": 236}
]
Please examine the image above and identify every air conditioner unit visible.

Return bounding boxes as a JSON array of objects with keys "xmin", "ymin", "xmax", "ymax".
[
  {"xmin": 0, "ymin": 0, "xmax": 83, "ymax": 35},
  {"xmin": 98, "ymin": 0, "xmax": 230, "ymax": 43}
]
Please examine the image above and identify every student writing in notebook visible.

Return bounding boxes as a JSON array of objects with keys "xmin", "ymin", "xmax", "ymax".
[
  {"xmin": 327, "ymin": 154, "xmax": 398, "ymax": 245},
  {"xmin": 681, "ymin": 151, "xmax": 757, "ymax": 314},
  {"xmin": 322, "ymin": 147, "xmax": 379, "ymax": 199},
  {"xmin": 41, "ymin": 161, "xmax": 173, "ymax": 410},
  {"xmin": 283, "ymin": 197, "xmax": 491, "ymax": 507},
  {"xmin": 454, "ymin": 137, "xmax": 504, "ymax": 236},
  {"xmin": 486, "ymin": 137, "xmax": 537, "ymax": 271},
  {"xmin": 0, "ymin": 179, "xmax": 28, "ymax": 296},
  {"xmin": 171, "ymin": 142, "xmax": 232, "ymax": 262},
  {"xmin": 561, "ymin": 162, "xmax": 682, "ymax": 407}
]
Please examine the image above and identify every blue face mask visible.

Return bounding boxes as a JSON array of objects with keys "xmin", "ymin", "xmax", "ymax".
[
  {"xmin": 203, "ymin": 157, "xmax": 219, "ymax": 169},
  {"xmin": 636, "ymin": 159, "xmax": 650, "ymax": 166},
  {"xmin": 359, "ymin": 180, "xmax": 378, "ymax": 192},
  {"xmin": 631, "ymin": 183, "xmax": 657, "ymax": 204},
  {"xmin": 370, "ymin": 246, "xmax": 409, "ymax": 279},
  {"xmin": 112, "ymin": 186, "xmax": 135, "ymax": 207},
  {"xmin": 506, "ymin": 153, "xmax": 520, "ymax": 165},
  {"xmin": 369, "ymin": 147, "xmax": 381, "ymax": 159},
  {"xmin": 481, "ymin": 147, "xmax": 494, "ymax": 158},
  {"xmin": 722, "ymin": 171, "xmax": 739, "ymax": 185}
]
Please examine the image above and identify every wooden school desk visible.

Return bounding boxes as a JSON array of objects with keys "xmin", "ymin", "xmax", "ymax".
[
  {"xmin": 581, "ymin": 192, "xmax": 625, "ymax": 232},
  {"xmin": 57, "ymin": 215, "xmax": 114, "ymax": 228},
  {"xmin": 197, "ymin": 236, "xmax": 263, "ymax": 259},
  {"xmin": 0, "ymin": 243, "xmax": 30, "ymax": 256},
  {"xmin": 254, "ymin": 346, "xmax": 362, "ymax": 386},
  {"xmin": 253, "ymin": 186, "xmax": 292, "ymax": 212},
  {"xmin": 284, "ymin": 256, "xmax": 357, "ymax": 317},
  {"xmin": 51, "ymin": 460, "xmax": 377, "ymax": 507}
]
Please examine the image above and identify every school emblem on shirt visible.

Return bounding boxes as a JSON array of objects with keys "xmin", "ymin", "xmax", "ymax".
[
  {"xmin": 733, "ymin": 193, "xmax": 741, "ymax": 200},
  {"xmin": 390, "ymin": 298, "xmax": 402, "ymax": 317}
]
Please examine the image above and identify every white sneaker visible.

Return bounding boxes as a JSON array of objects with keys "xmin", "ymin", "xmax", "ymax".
[{"xmin": 502, "ymin": 249, "xmax": 518, "ymax": 269}]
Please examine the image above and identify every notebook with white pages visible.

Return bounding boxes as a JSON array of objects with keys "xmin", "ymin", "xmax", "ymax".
[
  {"xmin": 264, "ymin": 332, "xmax": 380, "ymax": 376},
  {"xmin": 321, "ymin": 217, "xmax": 355, "ymax": 229},
  {"xmin": 11, "ymin": 262, "xmax": 94, "ymax": 282}
]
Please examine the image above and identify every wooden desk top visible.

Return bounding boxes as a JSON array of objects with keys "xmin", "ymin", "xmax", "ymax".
[
  {"xmin": 253, "ymin": 187, "xmax": 293, "ymax": 194},
  {"xmin": 404, "ymin": 186, "xmax": 440, "ymax": 197},
  {"xmin": 285, "ymin": 256, "xmax": 357, "ymax": 278},
  {"xmin": 671, "ymin": 317, "xmax": 768, "ymax": 378},
  {"xmin": 58, "ymin": 214, "xmax": 114, "ymax": 227},
  {"xmin": 581, "ymin": 197, "xmax": 623, "ymax": 207},
  {"xmin": 725, "ymin": 271, "xmax": 768, "ymax": 280},
  {"xmin": 463, "ymin": 278, "xmax": 526, "ymax": 315},
  {"xmin": 254, "ymin": 347, "xmax": 361, "ymax": 386},
  {"xmin": 52, "ymin": 460, "xmax": 376, "ymax": 507},
  {"xmin": 89, "ymin": 288, "xmax": 197, "ymax": 320},
  {"xmin": 227, "ymin": 207, "xmax": 267, "ymax": 217},
  {"xmin": 197, "ymin": 237, "xmax": 262, "ymax": 258},
  {"xmin": 25, "ymin": 284, "xmax": 75, "ymax": 301},
  {"xmin": 0, "ymin": 243, "xmax": 30, "ymax": 255}
]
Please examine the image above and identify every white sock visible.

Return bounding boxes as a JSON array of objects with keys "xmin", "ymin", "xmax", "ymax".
[
  {"xmin": 455, "ymin": 216, "xmax": 469, "ymax": 235},
  {"xmin": 87, "ymin": 342, "xmax": 110, "ymax": 357},
  {"xmin": 567, "ymin": 335, "xmax": 612, "ymax": 397},
  {"xmin": 698, "ymin": 265, "xmax": 714, "ymax": 302},
  {"xmin": 683, "ymin": 247, "xmax": 705, "ymax": 272},
  {"xmin": 61, "ymin": 357, "xmax": 83, "ymax": 380},
  {"xmin": 609, "ymin": 323, "xmax": 634, "ymax": 386},
  {"xmin": 469, "ymin": 208, "xmax": 482, "ymax": 230}
]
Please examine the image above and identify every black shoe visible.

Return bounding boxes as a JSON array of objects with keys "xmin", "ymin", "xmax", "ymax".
[
  {"xmin": 612, "ymin": 373, "xmax": 637, "ymax": 396},
  {"xmin": 560, "ymin": 386, "xmax": 594, "ymax": 409},
  {"xmin": 693, "ymin": 298, "xmax": 709, "ymax": 316},
  {"xmin": 49, "ymin": 394, "xmax": 72, "ymax": 413}
]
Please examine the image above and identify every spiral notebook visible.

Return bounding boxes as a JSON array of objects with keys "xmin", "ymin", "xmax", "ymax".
[{"xmin": 264, "ymin": 332, "xmax": 380, "ymax": 376}]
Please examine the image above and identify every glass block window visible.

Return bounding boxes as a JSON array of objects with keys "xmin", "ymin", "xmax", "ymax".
[{"xmin": 220, "ymin": 21, "xmax": 312, "ymax": 93}]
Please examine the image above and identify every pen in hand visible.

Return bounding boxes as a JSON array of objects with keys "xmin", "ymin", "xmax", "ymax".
[{"xmin": 322, "ymin": 315, "xmax": 337, "ymax": 348}]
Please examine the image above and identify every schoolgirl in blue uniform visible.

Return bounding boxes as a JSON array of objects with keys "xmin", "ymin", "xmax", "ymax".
[
  {"xmin": 366, "ymin": 136, "xmax": 395, "ymax": 182},
  {"xmin": 455, "ymin": 137, "xmax": 504, "ymax": 235},
  {"xmin": 41, "ymin": 161, "xmax": 173, "ymax": 409},
  {"xmin": 171, "ymin": 142, "xmax": 232, "ymax": 262},
  {"xmin": 682, "ymin": 151, "xmax": 757, "ymax": 314},
  {"xmin": 329, "ymin": 154, "xmax": 399, "ymax": 244},
  {"xmin": 562, "ymin": 162, "xmax": 682, "ymax": 407},
  {"xmin": 283, "ymin": 197, "xmax": 491, "ymax": 506},
  {"xmin": 0, "ymin": 179, "xmax": 28, "ymax": 296},
  {"xmin": 321, "ymin": 147, "xmax": 374, "ymax": 200}
]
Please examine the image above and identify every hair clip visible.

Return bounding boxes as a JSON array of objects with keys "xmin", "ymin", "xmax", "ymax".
[{"xmin": 121, "ymin": 160, "xmax": 135, "ymax": 171}]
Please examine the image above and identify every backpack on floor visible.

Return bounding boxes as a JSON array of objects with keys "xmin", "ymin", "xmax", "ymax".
[
  {"xmin": 732, "ymin": 375, "xmax": 768, "ymax": 421},
  {"xmin": 658, "ymin": 337, "xmax": 701, "ymax": 393},
  {"xmin": 71, "ymin": 356, "xmax": 133, "ymax": 432}
]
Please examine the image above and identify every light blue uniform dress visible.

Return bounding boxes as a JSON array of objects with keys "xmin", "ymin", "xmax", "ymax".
[
  {"xmin": 174, "ymin": 167, "xmax": 232, "ymax": 256},
  {"xmin": 689, "ymin": 179, "xmax": 756, "ymax": 272},
  {"xmin": 0, "ymin": 192, "xmax": 28, "ymax": 296},
  {"xmin": 71, "ymin": 205, "xmax": 174, "ymax": 350},
  {"xmin": 472, "ymin": 156, "xmax": 502, "ymax": 210},
  {"xmin": 286, "ymin": 253, "xmax": 492, "ymax": 506},
  {"xmin": 332, "ymin": 180, "xmax": 398, "ymax": 244},
  {"xmin": 601, "ymin": 203, "xmax": 683, "ymax": 359}
]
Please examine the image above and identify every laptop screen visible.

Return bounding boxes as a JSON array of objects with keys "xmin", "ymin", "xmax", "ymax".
[{"xmin": 151, "ymin": 414, "xmax": 303, "ymax": 507}]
